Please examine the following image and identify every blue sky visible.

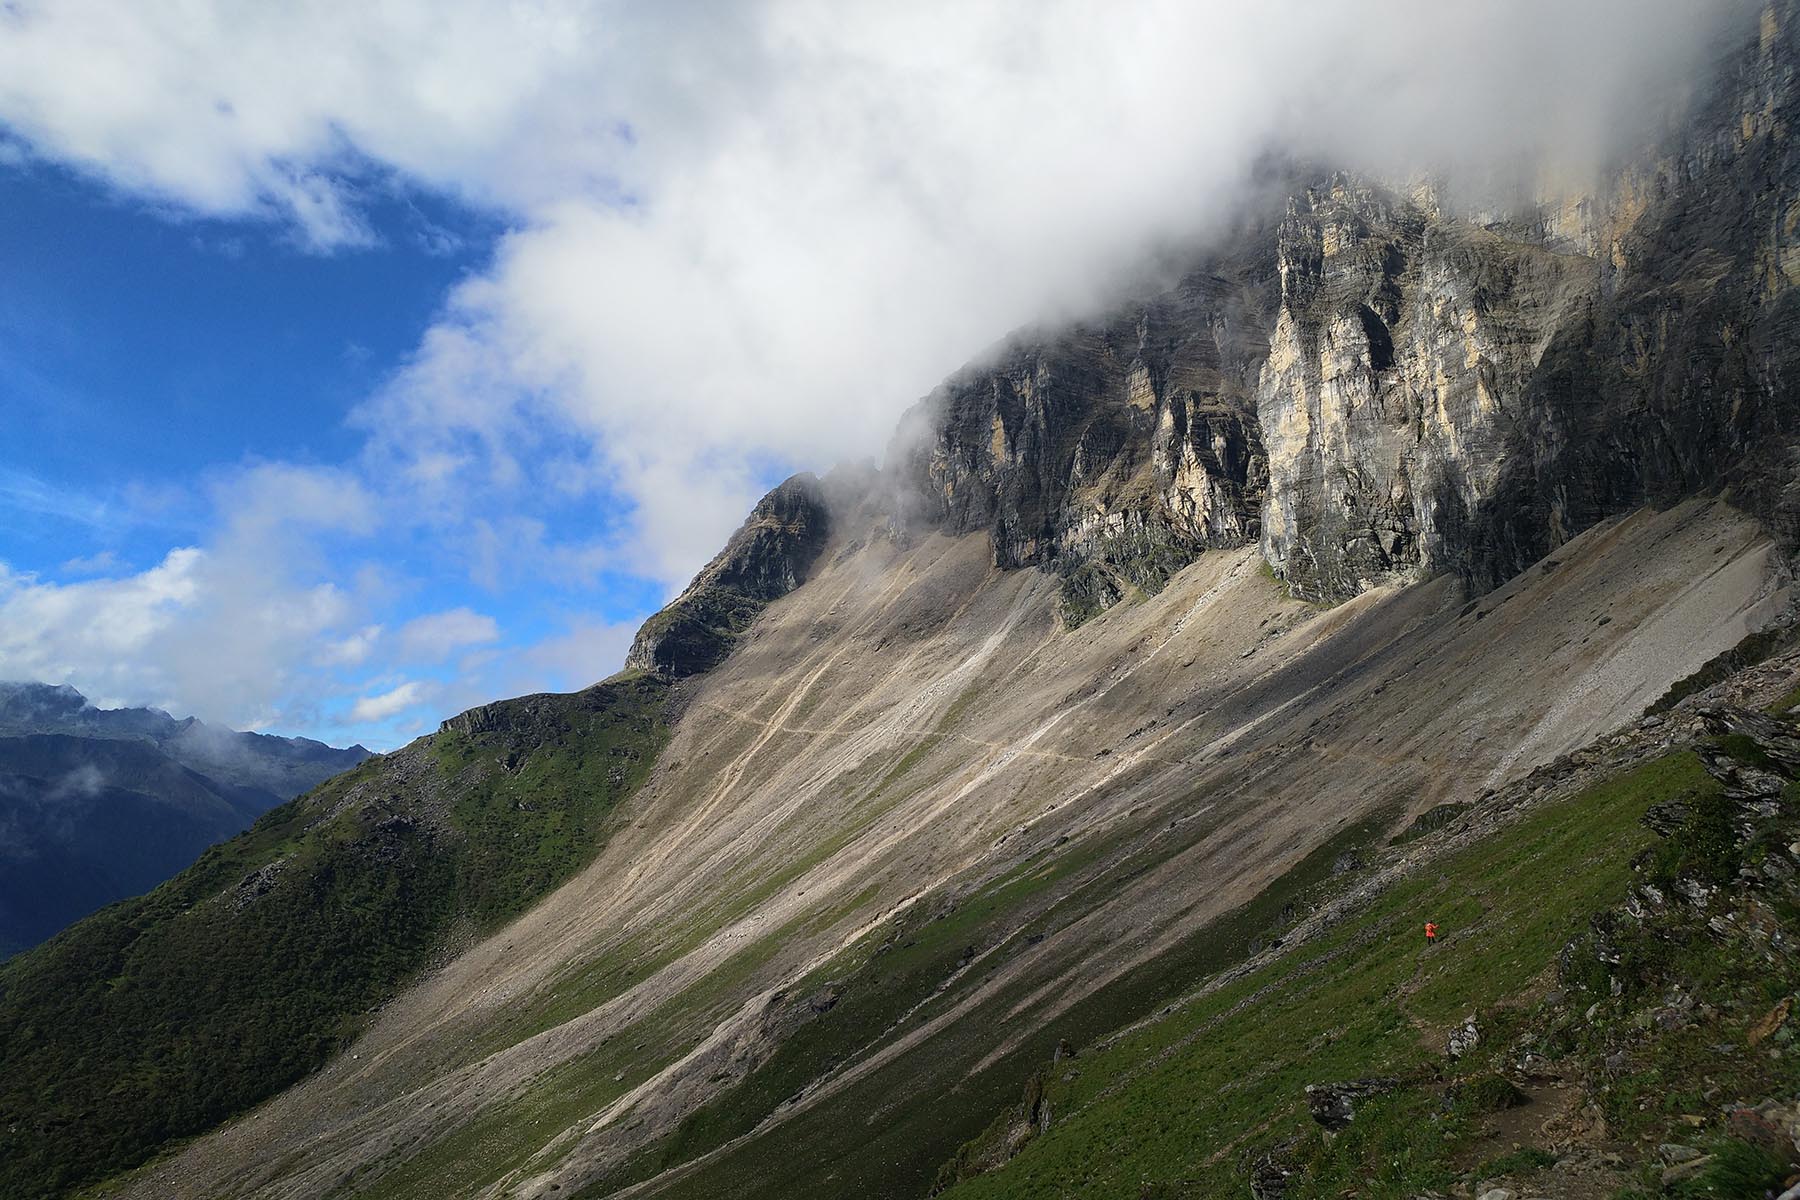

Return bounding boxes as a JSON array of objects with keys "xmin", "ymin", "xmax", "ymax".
[
  {"xmin": 0, "ymin": 160, "xmax": 683, "ymax": 748},
  {"xmin": 0, "ymin": 163, "xmax": 483, "ymax": 570}
]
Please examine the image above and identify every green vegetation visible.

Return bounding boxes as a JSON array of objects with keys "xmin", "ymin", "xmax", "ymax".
[
  {"xmin": 1454, "ymin": 1072, "xmax": 1529, "ymax": 1114},
  {"xmin": 0, "ymin": 676, "xmax": 669, "ymax": 1200},
  {"xmin": 534, "ymin": 803, "xmax": 1402, "ymax": 1200},
  {"xmin": 914, "ymin": 749, "xmax": 1799, "ymax": 1198},
  {"xmin": 1470, "ymin": 1146, "xmax": 1557, "ymax": 1178},
  {"xmin": 1666, "ymin": 1137, "xmax": 1791, "ymax": 1198},
  {"xmin": 1766, "ymin": 682, "xmax": 1800, "ymax": 717}
]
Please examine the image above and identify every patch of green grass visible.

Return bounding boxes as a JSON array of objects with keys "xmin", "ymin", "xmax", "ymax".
[
  {"xmin": 1453, "ymin": 1073, "xmax": 1528, "ymax": 1116},
  {"xmin": 929, "ymin": 754, "xmax": 1695, "ymax": 1199},
  {"xmin": 1471, "ymin": 1146, "xmax": 1557, "ymax": 1179},
  {"xmin": 1669, "ymin": 1138, "xmax": 1791, "ymax": 1198},
  {"xmin": 1295, "ymin": 1088, "xmax": 1465, "ymax": 1200},
  {"xmin": 1717, "ymin": 731, "xmax": 1778, "ymax": 771},
  {"xmin": 1636, "ymin": 762, "xmax": 1735, "ymax": 888}
]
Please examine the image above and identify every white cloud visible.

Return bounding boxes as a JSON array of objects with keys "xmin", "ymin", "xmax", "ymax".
[
  {"xmin": 211, "ymin": 461, "xmax": 376, "ymax": 541},
  {"xmin": 0, "ymin": 545, "xmax": 349, "ymax": 721},
  {"xmin": 357, "ymin": 0, "xmax": 1757, "ymax": 580},
  {"xmin": 349, "ymin": 681, "xmax": 428, "ymax": 723},
  {"xmin": 0, "ymin": 1, "xmax": 604, "ymax": 247},
  {"xmin": 319, "ymin": 624, "xmax": 383, "ymax": 668},
  {"xmin": 519, "ymin": 617, "xmax": 638, "ymax": 693},
  {"xmin": 59, "ymin": 549, "xmax": 119, "ymax": 576},
  {"xmin": 395, "ymin": 607, "xmax": 500, "ymax": 663},
  {"xmin": 0, "ymin": 464, "xmax": 376, "ymax": 727},
  {"xmin": 0, "ymin": 468, "xmax": 116, "ymax": 531},
  {"xmin": 0, "ymin": 549, "xmax": 204, "ymax": 705}
]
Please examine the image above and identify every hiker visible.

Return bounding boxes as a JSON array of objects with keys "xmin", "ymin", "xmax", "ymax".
[{"xmin": 1424, "ymin": 921, "xmax": 1438, "ymax": 946}]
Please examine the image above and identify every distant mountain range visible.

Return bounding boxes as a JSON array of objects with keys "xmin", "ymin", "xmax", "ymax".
[{"xmin": 0, "ymin": 682, "xmax": 369, "ymax": 958}]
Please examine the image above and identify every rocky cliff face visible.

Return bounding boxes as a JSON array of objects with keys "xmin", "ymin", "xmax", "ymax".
[
  {"xmin": 625, "ymin": 473, "xmax": 833, "ymax": 677},
  {"xmin": 895, "ymin": 229, "xmax": 1279, "ymax": 624},
  {"xmin": 1254, "ymin": 178, "xmax": 1602, "ymax": 599},
  {"xmin": 890, "ymin": 2, "xmax": 1800, "ymax": 610},
  {"xmin": 1259, "ymin": 3, "xmax": 1800, "ymax": 601}
]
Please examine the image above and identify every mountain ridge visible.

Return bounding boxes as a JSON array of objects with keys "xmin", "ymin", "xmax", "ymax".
[{"xmin": 0, "ymin": 682, "xmax": 370, "ymax": 958}]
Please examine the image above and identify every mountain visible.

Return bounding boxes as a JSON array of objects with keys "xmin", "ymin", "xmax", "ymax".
[
  {"xmin": 0, "ymin": 682, "xmax": 369, "ymax": 957},
  {"xmin": 7, "ymin": 6, "xmax": 1800, "ymax": 1200}
]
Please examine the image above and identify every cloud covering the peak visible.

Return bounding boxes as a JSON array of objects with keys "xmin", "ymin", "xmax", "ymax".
[{"xmin": 0, "ymin": 0, "xmax": 1758, "ymax": 740}]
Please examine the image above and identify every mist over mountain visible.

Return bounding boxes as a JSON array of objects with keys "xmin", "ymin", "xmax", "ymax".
[{"xmin": 0, "ymin": 682, "xmax": 368, "ymax": 957}]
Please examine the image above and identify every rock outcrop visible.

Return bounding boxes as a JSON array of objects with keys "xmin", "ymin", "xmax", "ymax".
[
  {"xmin": 1259, "ymin": 5, "xmax": 1800, "ymax": 600},
  {"xmin": 625, "ymin": 473, "xmax": 832, "ymax": 677},
  {"xmin": 889, "ymin": 2, "xmax": 1800, "ymax": 611},
  {"xmin": 623, "ymin": 7, "xmax": 1800, "ymax": 631},
  {"xmin": 895, "ymin": 230, "xmax": 1279, "ymax": 624},
  {"xmin": 1304, "ymin": 1078, "xmax": 1400, "ymax": 1130},
  {"xmin": 1255, "ymin": 179, "xmax": 1600, "ymax": 599}
]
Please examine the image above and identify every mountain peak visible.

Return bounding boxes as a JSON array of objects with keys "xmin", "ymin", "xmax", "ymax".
[
  {"xmin": 0, "ymin": 680, "xmax": 90, "ymax": 717},
  {"xmin": 624, "ymin": 472, "xmax": 834, "ymax": 678}
]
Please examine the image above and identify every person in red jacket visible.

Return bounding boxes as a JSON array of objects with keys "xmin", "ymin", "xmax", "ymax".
[{"xmin": 1424, "ymin": 921, "xmax": 1438, "ymax": 946}]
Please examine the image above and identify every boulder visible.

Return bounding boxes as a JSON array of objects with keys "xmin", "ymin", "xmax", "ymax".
[
  {"xmin": 1248, "ymin": 1153, "xmax": 1294, "ymax": 1199},
  {"xmin": 1304, "ymin": 1078, "xmax": 1399, "ymax": 1130}
]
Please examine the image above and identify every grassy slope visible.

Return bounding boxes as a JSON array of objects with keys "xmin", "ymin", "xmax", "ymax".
[
  {"xmin": 539, "ymin": 809, "xmax": 1404, "ymax": 1200},
  {"xmin": 0, "ymin": 675, "xmax": 669, "ymax": 1200},
  {"xmin": 936, "ymin": 746, "xmax": 1799, "ymax": 1198},
  {"xmin": 534, "ymin": 733, "xmax": 1793, "ymax": 1200}
]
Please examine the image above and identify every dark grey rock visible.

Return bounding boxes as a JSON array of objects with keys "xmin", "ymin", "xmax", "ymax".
[
  {"xmin": 1304, "ymin": 1078, "xmax": 1399, "ymax": 1130},
  {"xmin": 625, "ymin": 473, "xmax": 832, "ymax": 678},
  {"xmin": 1249, "ymin": 1153, "xmax": 1295, "ymax": 1199},
  {"xmin": 894, "ymin": 259, "xmax": 1278, "ymax": 625}
]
